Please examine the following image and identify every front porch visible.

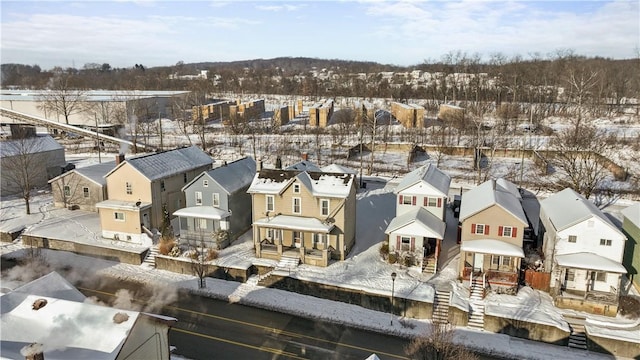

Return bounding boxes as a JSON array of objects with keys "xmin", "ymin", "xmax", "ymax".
[
  {"xmin": 460, "ymin": 239, "xmax": 525, "ymax": 296},
  {"xmin": 174, "ymin": 206, "xmax": 231, "ymax": 249}
]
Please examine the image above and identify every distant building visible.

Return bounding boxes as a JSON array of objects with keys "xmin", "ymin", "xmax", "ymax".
[
  {"xmin": 390, "ymin": 102, "xmax": 425, "ymax": 128},
  {"xmin": 437, "ymin": 104, "xmax": 465, "ymax": 123},
  {"xmin": 191, "ymin": 100, "xmax": 235, "ymax": 122},
  {"xmin": 229, "ymin": 99, "xmax": 265, "ymax": 121},
  {"xmin": 308, "ymin": 99, "xmax": 334, "ymax": 127}
]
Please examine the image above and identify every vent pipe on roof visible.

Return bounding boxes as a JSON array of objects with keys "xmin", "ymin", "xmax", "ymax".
[{"xmin": 21, "ymin": 343, "xmax": 44, "ymax": 360}]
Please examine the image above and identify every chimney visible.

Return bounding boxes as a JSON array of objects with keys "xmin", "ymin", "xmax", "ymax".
[
  {"xmin": 21, "ymin": 343, "xmax": 44, "ymax": 360},
  {"xmin": 257, "ymin": 160, "xmax": 263, "ymax": 173},
  {"xmin": 301, "ymin": 152, "xmax": 308, "ymax": 161},
  {"xmin": 116, "ymin": 154, "xmax": 125, "ymax": 165}
]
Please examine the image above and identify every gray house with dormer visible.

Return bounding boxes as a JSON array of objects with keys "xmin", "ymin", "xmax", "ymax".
[{"xmin": 174, "ymin": 157, "xmax": 256, "ymax": 249}]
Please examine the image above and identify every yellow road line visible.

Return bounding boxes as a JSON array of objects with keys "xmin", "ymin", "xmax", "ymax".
[
  {"xmin": 172, "ymin": 327, "xmax": 306, "ymax": 360},
  {"xmin": 78, "ymin": 286, "xmax": 408, "ymax": 360}
]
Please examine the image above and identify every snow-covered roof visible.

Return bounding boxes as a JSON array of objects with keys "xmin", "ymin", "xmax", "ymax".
[
  {"xmin": 621, "ymin": 202, "xmax": 640, "ymax": 228},
  {"xmin": 395, "ymin": 163, "xmax": 451, "ymax": 196},
  {"xmin": 321, "ymin": 163, "xmax": 358, "ymax": 175},
  {"xmin": 461, "ymin": 239, "xmax": 525, "ymax": 257},
  {"xmin": 185, "ymin": 157, "xmax": 255, "ymax": 194},
  {"xmin": 0, "ymin": 135, "xmax": 63, "ymax": 158},
  {"xmin": 248, "ymin": 169, "xmax": 354, "ymax": 198},
  {"xmin": 96, "ymin": 199, "xmax": 152, "ymax": 210},
  {"xmin": 49, "ymin": 162, "xmax": 115, "ymax": 186},
  {"xmin": 384, "ymin": 207, "xmax": 446, "ymax": 239},
  {"xmin": 107, "ymin": 146, "xmax": 212, "ymax": 181},
  {"xmin": 555, "ymin": 252, "xmax": 627, "ymax": 273},
  {"xmin": 540, "ymin": 188, "xmax": 622, "ymax": 234},
  {"xmin": 285, "ymin": 160, "xmax": 322, "ymax": 172},
  {"xmin": 11, "ymin": 271, "xmax": 86, "ymax": 302},
  {"xmin": 1, "ymin": 293, "xmax": 140, "ymax": 360},
  {"xmin": 254, "ymin": 215, "xmax": 334, "ymax": 233},
  {"xmin": 173, "ymin": 206, "xmax": 230, "ymax": 220},
  {"xmin": 459, "ymin": 178, "xmax": 527, "ymax": 225}
]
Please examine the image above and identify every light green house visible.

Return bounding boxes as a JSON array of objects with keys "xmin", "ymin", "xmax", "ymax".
[{"xmin": 622, "ymin": 203, "xmax": 640, "ymax": 292}]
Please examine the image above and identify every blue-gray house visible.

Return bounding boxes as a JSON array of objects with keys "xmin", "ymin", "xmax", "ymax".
[{"xmin": 174, "ymin": 157, "xmax": 256, "ymax": 249}]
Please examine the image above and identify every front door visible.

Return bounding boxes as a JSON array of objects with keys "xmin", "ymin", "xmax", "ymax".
[
  {"xmin": 142, "ymin": 213, "xmax": 150, "ymax": 229},
  {"xmin": 473, "ymin": 253, "xmax": 484, "ymax": 272}
]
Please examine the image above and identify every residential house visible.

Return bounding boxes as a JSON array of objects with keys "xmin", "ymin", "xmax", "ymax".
[
  {"xmin": 49, "ymin": 162, "xmax": 115, "ymax": 211},
  {"xmin": 1, "ymin": 271, "xmax": 176, "ymax": 360},
  {"xmin": 286, "ymin": 159, "xmax": 322, "ymax": 172},
  {"xmin": 96, "ymin": 147, "xmax": 212, "ymax": 243},
  {"xmin": 0, "ymin": 134, "xmax": 66, "ymax": 196},
  {"xmin": 539, "ymin": 188, "xmax": 627, "ymax": 316},
  {"xmin": 458, "ymin": 178, "xmax": 528, "ymax": 294},
  {"xmin": 174, "ymin": 157, "xmax": 256, "ymax": 249},
  {"xmin": 248, "ymin": 168, "xmax": 356, "ymax": 267},
  {"xmin": 622, "ymin": 203, "xmax": 640, "ymax": 292},
  {"xmin": 385, "ymin": 164, "xmax": 451, "ymax": 272}
]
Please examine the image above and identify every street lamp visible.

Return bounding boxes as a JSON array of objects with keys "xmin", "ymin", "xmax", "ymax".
[{"xmin": 390, "ymin": 272, "xmax": 397, "ymax": 325}]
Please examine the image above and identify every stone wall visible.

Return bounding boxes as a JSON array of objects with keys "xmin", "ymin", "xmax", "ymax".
[
  {"xmin": 155, "ymin": 255, "xmax": 254, "ymax": 283},
  {"xmin": 484, "ymin": 313, "xmax": 569, "ymax": 345},
  {"xmin": 448, "ymin": 306, "xmax": 469, "ymax": 327},
  {"xmin": 587, "ymin": 332, "xmax": 640, "ymax": 359},
  {"xmin": 0, "ymin": 228, "xmax": 23, "ymax": 243},
  {"xmin": 21, "ymin": 235, "xmax": 147, "ymax": 265}
]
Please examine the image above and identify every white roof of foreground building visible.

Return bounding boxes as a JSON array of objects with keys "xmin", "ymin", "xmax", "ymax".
[
  {"xmin": 540, "ymin": 188, "xmax": 622, "ymax": 234},
  {"xmin": 555, "ymin": 252, "xmax": 627, "ymax": 273},
  {"xmin": 385, "ymin": 207, "xmax": 445, "ymax": 239},
  {"xmin": 459, "ymin": 178, "xmax": 527, "ymax": 225},
  {"xmin": 461, "ymin": 239, "xmax": 525, "ymax": 258}
]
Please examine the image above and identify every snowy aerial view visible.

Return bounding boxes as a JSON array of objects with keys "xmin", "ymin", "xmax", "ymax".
[{"xmin": 1, "ymin": 1, "xmax": 640, "ymax": 360}]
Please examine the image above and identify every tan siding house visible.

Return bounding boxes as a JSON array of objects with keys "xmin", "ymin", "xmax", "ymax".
[
  {"xmin": 248, "ymin": 169, "xmax": 356, "ymax": 267},
  {"xmin": 49, "ymin": 162, "xmax": 114, "ymax": 211},
  {"xmin": 96, "ymin": 147, "xmax": 212, "ymax": 243}
]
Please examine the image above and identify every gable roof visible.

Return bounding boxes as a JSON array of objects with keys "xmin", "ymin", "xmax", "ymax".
[
  {"xmin": 621, "ymin": 203, "xmax": 640, "ymax": 228},
  {"xmin": 12, "ymin": 271, "xmax": 86, "ymax": 302},
  {"xmin": 395, "ymin": 164, "xmax": 451, "ymax": 196},
  {"xmin": 106, "ymin": 146, "xmax": 212, "ymax": 181},
  {"xmin": 286, "ymin": 160, "xmax": 322, "ymax": 172},
  {"xmin": 385, "ymin": 207, "xmax": 446, "ymax": 239},
  {"xmin": 540, "ymin": 188, "xmax": 622, "ymax": 234},
  {"xmin": 459, "ymin": 178, "xmax": 527, "ymax": 225},
  {"xmin": 248, "ymin": 169, "xmax": 354, "ymax": 198},
  {"xmin": 555, "ymin": 252, "xmax": 627, "ymax": 273},
  {"xmin": 0, "ymin": 135, "xmax": 63, "ymax": 158},
  {"xmin": 185, "ymin": 157, "xmax": 255, "ymax": 194},
  {"xmin": 49, "ymin": 162, "xmax": 115, "ymax": 186},
  {"xmin": 321, "ymin": 163, "xmax": 358, "ymax": 174}
]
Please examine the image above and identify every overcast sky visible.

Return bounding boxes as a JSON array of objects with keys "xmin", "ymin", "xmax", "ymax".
[{"xmin": 1, "ymin": 0, "xmax": 638, "ymax": 70}]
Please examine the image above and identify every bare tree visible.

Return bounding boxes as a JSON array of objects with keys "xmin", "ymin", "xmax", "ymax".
[
  {"xmin": 550, "ymin": 123, "xmax": 615, "ymax": 199},
  {"xmin": 1, "ymin": 131, "xmax": 56, "ymax": 214},
  {"xmin": 405, "ymin": 323, "xmax": 479, "ymax": 360},
  {"xmin": 38, "ymin": 71, "xmax": 86, "ymax": 124}
]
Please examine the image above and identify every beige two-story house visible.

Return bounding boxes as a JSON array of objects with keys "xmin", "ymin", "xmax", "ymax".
[
  {"xmin": 49, "ymin": 162, "xmax": 115, "ymax": 211},
  {"xmin": 458, "ymin": 178, "xmax": 529, "ymax": 294},
  {"xmin": 248, "ymin": 168, "xmax": 356, "ymax": 267},
  {"xmin": 96, "ymin": 147, "xmax": 212, "ymax": 243}
]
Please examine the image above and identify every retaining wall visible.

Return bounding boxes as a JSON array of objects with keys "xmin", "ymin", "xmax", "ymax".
[
  {"xmin": 155, "ymin": 255, "xmax": 254, "ymax": 283},
  {"xmin": 484, "ymin": 313, "xmax": 569, "ymax": 345},
  {"xmin": 587, "ymin": 332, "xmax": 640, "ymax": 359}
]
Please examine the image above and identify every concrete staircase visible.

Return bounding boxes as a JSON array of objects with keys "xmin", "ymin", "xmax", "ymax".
[
  {"xmin": 142, "ymin": 245, "xmax": 159, "ymax": 268},
  {"xmin": 566, "ymin": 317, "xmax": 588, "ymax": 350},
  {"xmin": 432, "ymin": 289, "xmax": 450, "ymax": 324},
  {"xmin": 276, "ymin": 256, "xmax": 299, "ymax": 270},
  {"xmin": 468, "ymin": 278, "xmax": 485, "ymax": 330},
  {"xmin": 422, "ymin": 257, "xmax": 437, "ymax": 274}
]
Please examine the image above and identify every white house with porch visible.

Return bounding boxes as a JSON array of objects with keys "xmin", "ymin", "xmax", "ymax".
[
  {"xmin": 394, "ymin": 163, "xmax": 451, "ymax": 220},
  {"xmin": 539, "ymin": 187, "xmax": 627, "ymax": 316}
]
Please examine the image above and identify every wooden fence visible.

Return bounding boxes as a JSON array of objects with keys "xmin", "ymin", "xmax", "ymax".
[{"xmin": 524, "ymin": 270, "xmax": 551, "ymax": 292}]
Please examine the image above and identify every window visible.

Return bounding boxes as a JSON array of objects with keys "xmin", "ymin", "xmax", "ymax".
[
  {"xmin": 568, "ymin": 235, "xmax": 577, "ymax": 243},
  {"xmin": 600, "ymin": 239, "xmax": 612, "ymax": 246},
  {"xmin": 502, "ymin": 256, "xmax": 512, "ymax": 267},
  {"xmin": 320, "ymin": 199, "xmax": 330, "ymax": 216},
  {"xmin": 293, "ymin": 197, "xmax": 301, "ymax": 214},
  {"xmin": 492, "ymin": 256, "xmax": 501, "ymax": 266},
  {"xmin": 314, "ymin": 233, "xmax": 327, "ymax": 247},
  {"xmin": 402, "ymin": 196, "xmax": 413, "ymax": 205},
  {"xmin": 566, "ymin": 269, "xmax": 575, "ymax": 282},
  {"xmin": 83, "ymin": 187, "xmax": 89, "ymax": 198},
  {"xmin": 63, "ymin": 185, "xmax": 70, "ymax": 197},
  {"xmin": 266, "ymin": 195, "xmax": 274, "ymax": 212},
  {"xmin": 195, "ymin": 218, "xmax": 207, "ymax": 230},
  {"xmin": 293, "ymin": 184, "xmax": 300, "ymax": 193},
  {"xmin": 195, "ymin": 191, "xmax": 202, "ymax": 205},
  {"xmin": 473, "ymin": 224, "xmax": 486, "ymax": 235},
  {"xmin": 428, "ymin": 197, "xmax": 437, "ymax": 207},
  {"xmin": 502, "ymin": 226, "xmax": 512, "ymax": 237},
  {"xmin": 595, "ymin": 272, "xmax": 607, "ymax": 282},
  {"xmin": 203, "ymin": 180, "xmax": 209, "ymax": 187},
  {"xmin": 126, "ymin": 182, "xmax": 132, "ymax": 195},
  {"xmin": 160, "ymin": 180, "xmax": 165, "ymax": 192},
  {"xmin": 293, "ymin": 231, "xmax": 302, "ymax": 247},
  {"xmin": 212, "ymin": 193, "xmax": 220, "ymax": 207},
  {"xmin": 491, "ymin": 255, "xmax": 512, "ymax": 268},
  {"xmin": 114, "ymin": 212, "xmax": 125, "ymax": 221}
]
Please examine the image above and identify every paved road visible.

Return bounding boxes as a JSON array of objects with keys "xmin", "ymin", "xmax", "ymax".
[{"xmin": 77, "ymin": 278, "xmax": 411, "ymax": 360}]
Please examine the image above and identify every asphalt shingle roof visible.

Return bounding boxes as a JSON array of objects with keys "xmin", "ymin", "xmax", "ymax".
[{"xmin": 125, "ymin": 146, "xmax": 212, "ymax": 181}]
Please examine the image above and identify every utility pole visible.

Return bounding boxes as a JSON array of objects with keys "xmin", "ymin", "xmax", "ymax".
[
  {"xmin": 94, "ymin": 114, "xmax": 101, "ymax": 163},
  {"xmin": 157, "ymin": 100, "xmax": 164, "ymax": 151}
]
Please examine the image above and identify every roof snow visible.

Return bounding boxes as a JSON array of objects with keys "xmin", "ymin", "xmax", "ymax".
[
  {"xmin": 12, "ymin": 271, "xmax": 86, "ymax": 302},
  {"xmin": 459, "ymin": 178, "xmax": 527, "ymax": 225},
  {"xmin": 110, "ymin": 146, "xmax": 212, "ymax": 181},
  {"xmin": 385, "ymin": 207, "xmax": 446, "ymax": 239},
  {"xmin": 321, "ymin": 163, "xmax": 357, "ymax": 175},
  {"xmin": 461, "ymin": 239, "xmax": 525, "ymax": 257},
  {"xmin": 540, "ymin": 188, "xmax": 621, "ymax": 234},
  {"xmin": 248, "ymin": 169, "xmax": 354, "ymax": 198},
  {"xmin": 621, "ymin": 202, "xmax": 640, "ymax": 228},
  {"xmin": 0, "ymin": 135, "xmax": 63, "ymax": 158},
  {"xmin": 49, "ymin": 162, "xmax": 115, "ymax": 186},
  {"xmin": 173, "ymin": 206, "xmax": 230, "ymax": 220},
  {"xmin": 254, "ymin": 215, "xmax": 334, "ymax": 233},
  {"xmin": 285, "ymin": 160, "xmax": 322, "ymax": 172},
  {"xmin": 555, "ymin": 252, "xmax": 627, "ymax": 273},
  {"xmin": 395, "ymin": 163, "xmax": 451, "ymax": 196}
]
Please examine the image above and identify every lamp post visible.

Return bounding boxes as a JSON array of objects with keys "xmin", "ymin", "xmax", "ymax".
[{"xmin": 390, "ymin": 272, "xmax": 397, "ymax": 325}]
